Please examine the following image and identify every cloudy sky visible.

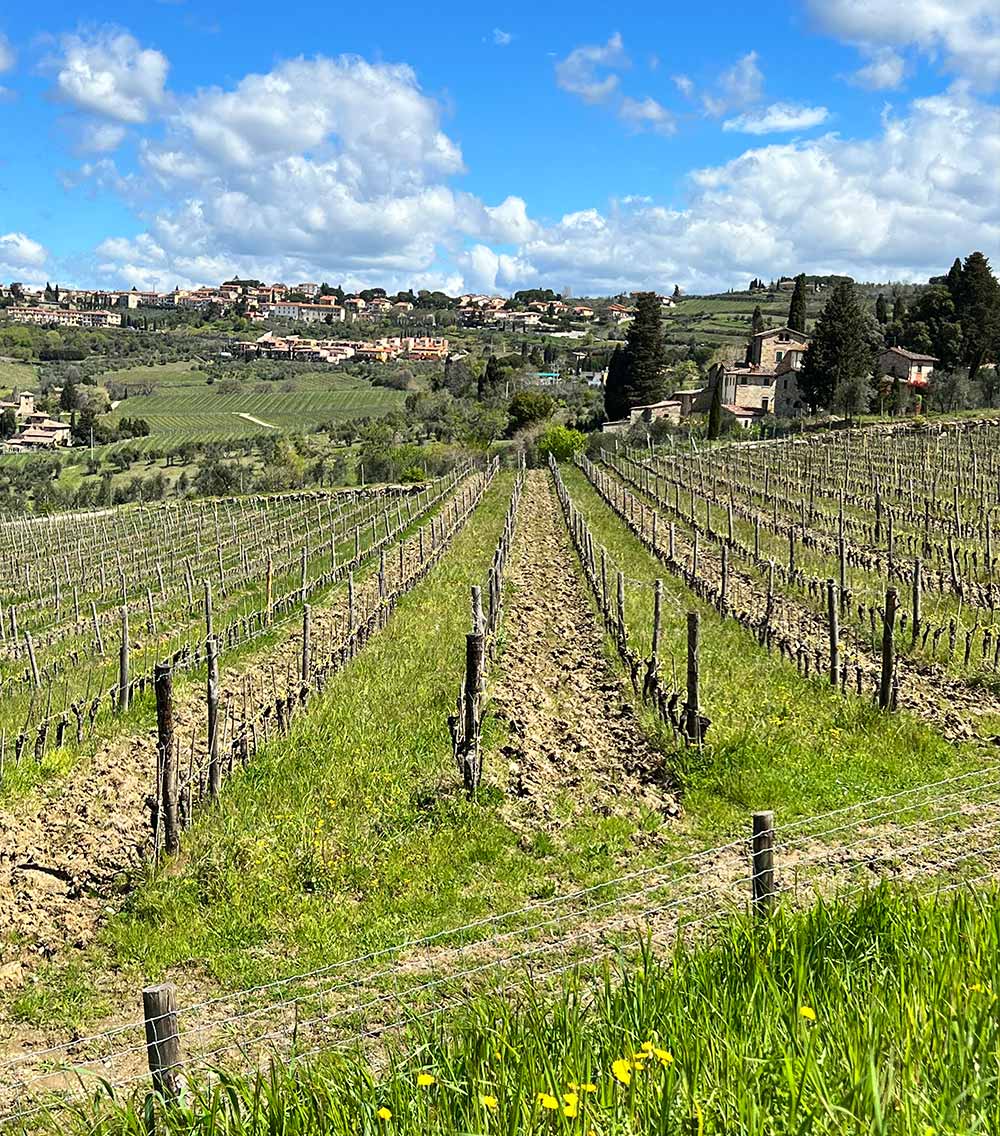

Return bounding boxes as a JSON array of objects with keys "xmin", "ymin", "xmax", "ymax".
[{"xmin": 1, "ymin": 0, "xmax": 999, "ymax": 295}]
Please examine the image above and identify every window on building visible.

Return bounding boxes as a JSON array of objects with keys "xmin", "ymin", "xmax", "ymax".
[{"xmin": 776, "ymin": 351, "xmax": 784, "ymax": 362}]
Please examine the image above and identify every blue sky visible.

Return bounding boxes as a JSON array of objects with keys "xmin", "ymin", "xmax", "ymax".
[{"xmin": 1, "ymin": 0, "xmax": 999, "ymax": 295}]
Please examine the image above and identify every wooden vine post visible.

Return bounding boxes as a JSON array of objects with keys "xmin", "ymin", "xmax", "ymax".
[
  {"xmin": 751, "ymin": 810, "xmax": 776, "ymax": 914},
  {"xmin": 155, "ymin": 663, "xmax": 179, "ymax": 854},
  {"xmin": 118, "ymin": 606, "xmax": 130, "ymax": 713},
  {"xmin": 686, "ymin": 611, "xmax": 701, "ymax": 745},
  {"xmin": 879, "ymin": 587, "xmax": 898, "ymax": 711},
  {"xmin": 826, "ymin": 578, "xmax": 839, "ymax": 687},
  {"xmin": 207, "ymin": 637, "xmax": 221, "ymax": 801},
  {"xmin": 142, "ymin": 983, "xmax": 182, "ymax": 1101}
]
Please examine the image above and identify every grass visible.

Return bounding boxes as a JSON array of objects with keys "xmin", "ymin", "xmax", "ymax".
[
  {"xmin": 0, "ymin": 360, "xmax": 38, "ymax": 389},
  {"xmin": 51, "ymin": 883, "xmax": 1000, "ymax": 1135},
  {"xmin": 105, "ymin": 364, "xmax": 405, "ymax": 447},
  {"xmin": 11, "ymin": 471, "xmax": 676, "ymax": 1027},
  {"xmin": 559, "ymin": 463, "xmax": 981, "ymax": 840}
]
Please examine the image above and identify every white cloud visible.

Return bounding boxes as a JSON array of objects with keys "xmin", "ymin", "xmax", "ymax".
[
  {"xmin": 809, "ymin": 0, "xmax": 1000, "ymax": 86},
  {"xmin": 76, "ymin": 121, "xmax": 129, "ymax": 153},
  {"xmin": 618, "ymin": 95, "xmax": 677, "ymax": 136},
  {"xmin": 51, "ymin": 29, "xmax": 168, "ymax": 123},
  {"xmin": 702, "ymin": 51, "xmax": 764, "ymax": 116},
  {"xmin": 554, "ymin": 33, "xmax": 628, "ymax": 104},
  {"xmin": 490, "ymin": 84, "xmax": 1000, "ymax": 295},
  {"xmin": 672, "ymin": 74, "xmax": 694, "ymax": 99},
  {"xmin": 0, "ymin": 233, "xmax": 49, "ymax": 283},
  {"xmin": 851, "ymin": 47, "xmax": 906, "ymax": 90},
  {"xmin": 723, "ymin": 102, "xmax": 830, "ymax": 134},
  {"xmin": 492, "ymin": 28, "xmax": 513, "ymax": 47},
  {"xmin": 89, "ymin": 53, "xmax": 527, "ymax": 292},
  {"xmin": 0, "ymin": 32, "xmax": 15, "ymax": 73}
]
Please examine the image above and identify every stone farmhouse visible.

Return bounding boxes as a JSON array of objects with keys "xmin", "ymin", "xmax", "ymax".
[{"xmin": 879, "ymin": 346, "xmax": 937, "ymax": 388}]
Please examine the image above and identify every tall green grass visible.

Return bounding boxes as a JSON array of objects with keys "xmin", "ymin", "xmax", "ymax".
[{"xmin": 52, "ymin": 884, "xmax": 1000, "ymax": 1135}]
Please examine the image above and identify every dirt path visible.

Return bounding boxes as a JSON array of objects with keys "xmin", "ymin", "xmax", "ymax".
[
  {"xmin": 490, "ymin": 471, "xmax": 679, "ymax": 836},
  {"xmin": 235, "ymin": 412, "xmax": 277, "ymax": 429}
]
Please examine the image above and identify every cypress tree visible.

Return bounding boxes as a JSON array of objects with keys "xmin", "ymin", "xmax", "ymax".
[
  {"xmin": 955, "ymin": 251, "xmax": 1000, "ymax": 384},
  {"xmin": 800, "ymin": 281, "xmax": 880, "ymax": 414},
  {"xmin": 621, "ymin": 292, "xmax": 667, "ymax": 405},
  {"xmin": 946, "ymin": 256, "xmax": 964, "ymax": 300},
  {"xmin": 788, "ymin": 274, "xmax": 808, "ymax": 333},
  {"xmin": 751, "ymin": 305, "xmax": 765, "ymax": 336},
  {"xmin": 604, "ymin": 345, "xmax": 629, "ymax": 421},
  {"xmin": 707, "ymin": 369, "xmax": 723, "ymax": 439},
  {"xmin": 892, "ymin": 295, "xmax": 907, "ymax": 322},
  {"xmin": 875, "ymin": 294, "xmax": 888, "ymax": 325}
]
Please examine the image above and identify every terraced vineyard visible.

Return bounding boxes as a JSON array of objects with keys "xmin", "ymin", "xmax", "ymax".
[{"xmin": 0, "ymin": 423, "xmax": 998, "ymax": 1135}]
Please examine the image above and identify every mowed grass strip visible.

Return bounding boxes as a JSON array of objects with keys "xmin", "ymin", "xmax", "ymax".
[
  {"xmin": 559, "ymin": 464, "xmax": 979, "ymax": 841},
  {"xmin": 60, "ymin": 885, "xmax": 1000, "ymax": 1136}
]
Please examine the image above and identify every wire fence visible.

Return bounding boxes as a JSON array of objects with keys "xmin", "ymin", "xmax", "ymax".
[{"xmin": 1, "ymin": 748, "xmax": 997, "ymax": 1125}]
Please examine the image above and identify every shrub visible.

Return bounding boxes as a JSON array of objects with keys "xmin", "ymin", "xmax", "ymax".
[{"xmin": 537, "ymin": 424, "xmax": 586, "ymax": 461}]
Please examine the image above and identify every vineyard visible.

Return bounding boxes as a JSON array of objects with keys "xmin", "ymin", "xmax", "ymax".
[{"xmin": 0, "ymin": 420, "xmax": 997, "ymax": 1133}]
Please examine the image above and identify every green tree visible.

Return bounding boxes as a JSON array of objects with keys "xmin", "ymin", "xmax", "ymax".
[
  {"xmin": 707, "ymin": 369, "xmax": 723, "ymax": 440},
  {"xmin": 0, "ymin": 409, "xmax": 15, "ymax": 439},
  {"xmin": 59, "ymin": 381, "xmax": 78, "ymax": 412},
  {"xmin": 751, "ymin": 305, "xmax": 765, "ymax": 336},
  {"xmin": 537, "ymin": 424, "xmax": 586, "ymax": 461},
  {"xmin": 900, "ymin": 286, "xmax": 963, "ymax": 371},
  {"xmin": 603, "ymin": 345, "xmax": 629, "ymax": 420},
  {"xmin": 787, "ymin": 274, "xmax": 808, "ymax": 333},
  {"xmin": 832, "ymin": 373, "xmax": 872, "ymax": 423},
  {"xmin": 507, "ymin": 389, "xmax": 555, "ymax": 434},
  {"xmin": 892, "ymin": 295, "xmax": 907, "ymax": 322},
  {"xmin": 799, "ymin": 281, "xmax": 880, "ymax": 413},
  {"xmin": 875, "ymin": 294, "xmax": 889, "ymax": 325},
  {"xmin": 604, "ymin": 292, "xmax": 666, "ymax": 421},
  {"xmin": 955, "ymin": 251, "xmax": 1000, "ymax": 384}
]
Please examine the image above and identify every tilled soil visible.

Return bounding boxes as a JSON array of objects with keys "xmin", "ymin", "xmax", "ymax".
[{"xmin": 490, "ymin": 471, "xmax": 680, "ymax": 835}]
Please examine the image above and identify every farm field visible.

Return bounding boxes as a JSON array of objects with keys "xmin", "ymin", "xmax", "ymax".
[
  {"xmin": 105, "ymin": 364, "xmax": 406, "ymax": 446},
  {"xmin": 0, "ymin": 423, "xmax": 998, "ymax": 1132}
]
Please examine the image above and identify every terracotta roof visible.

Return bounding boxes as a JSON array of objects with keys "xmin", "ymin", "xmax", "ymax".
[{"xmin": 885, "ymin": 346, "xmax": 938, "ymax": 363}]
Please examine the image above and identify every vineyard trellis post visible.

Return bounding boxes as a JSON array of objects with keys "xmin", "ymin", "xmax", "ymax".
[
  {"xmin": 879, "ymin": 587, "xmax": 898, "ymax": 711},
  {"xmin": 301, "ymin": 604, "xmax": 311, "ymax": 685},
  {"xmin": 207, "ymin": 638, "xmax": 220, "ymax": 801},
  {"xmin": 752, "ymin": 810, "xmax": 776, "ymax": 914},
  {"xmin": 142, "ymin": 982, "xmax": 182, "ymax": 1103},
  {"xmin": 826, "ymin": 579, "xmax": 839, "ymax": 687},
  {"xmin": 686, "ymin": 611, "xmax": 701, "ymax": 745},
  {"xmin": 118, "ymin": 607, "xmax": 130, "ymax": 713},
  {"xmin": 155, "ymin": 663, "xmax": 179, "ymax": 854}
]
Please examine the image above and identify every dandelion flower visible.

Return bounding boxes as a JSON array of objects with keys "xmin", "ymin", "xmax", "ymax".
[
  {"xmin": 479, "ymin": 1094, "xmax": 498, "ymax": 1111},
  {"xmin": 563, "ymin": 1092, "xmax": 579, "ymax": 1106},
  {"xmin": 563, "ymin": 1099, "xmax": 580, "ymax": 1119},
  {"xmin": 611, "ymin": 1059, "xmax": 632, "ymax": 1086},
  {"xmin": 416, "ymin": 1072, "xmax": 436, "ymax": 1087},
  {"xmin": 654, "ymin": 1047, "xmax": 674, "ymax": 1066},
  {"xmin": 580, "ymin": 1082, "xmax": 597, "ymax": 1093},
  {"xmin": 969, "ymin": 983, "xmax": 986, "ymax": 993},
  {"xmin": 376, "ymin": 1106, "xmax": 392, "ymax": 1121},
  {"xmin": 799, "ymin": 1005, "xmax": 817, "ymax": 1022},
  {"xmin": 538, "ymin": 1092, "xmax": 559, "ymax": 1110},
  {"xmin": 640, "ymin": 1041, "xmax": 654, "ymax": 1052}
]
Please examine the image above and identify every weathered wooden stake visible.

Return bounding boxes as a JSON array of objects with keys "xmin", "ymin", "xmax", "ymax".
[
  {"xmin": 752, "ymin": 811, "xmax": 776, "ymax": 914},
  {"xmin": 24, "ymin": 631, "xmax": 40, "ymax": 689},
  {"xmin": 207, "ymin": 637, "xmax": 220, "ymax": 800},
  {"xmin": 155, "ymin": 663, "xmax": 179, "ymax": 854},
  {"xmin": 911, "ymin": 557, "xmax": 922, "ymax": 647},
  {"xmin": 118, "ymin": 607, "xmax": 130, "ymax": 712},
  {"xmin": 143, "ymin": 983, "xmax": 181, "ymax": 1101},
  {"xmin": 826, "ymin": 579, "xmax": 839, "ymax": 687},
  {"xmin": 301, "ymin": 605, "xmax": 311, "ymax": 683},
  {"xmin": 879, "ymin": 587, "xmax": 898, "ymax": 711},
  {"xmin": 686, "ymin": 611, "xmax": 701, "ymax": 744}
]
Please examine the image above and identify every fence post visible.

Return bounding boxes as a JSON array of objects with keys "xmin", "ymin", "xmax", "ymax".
[
  {"xmin": 203, "ymin": 580, "xmax": 213, "ymax": 644},
  {"xmin": 911, "ymin": 557, "xmax": 922, "ymax": 647},
  {"xmin": 686, "ymin": 611, "xmax": 701, "ymax": 745},
  {"xmin": 471, "ymin": 585, "xmax": 485, "ymax": 636},
  {"xmin": 207, "ymin": 637, "xmax": 220, "ymax": 801},
  {"xmin": 720, "ymin": 544, "xmax": 729, "ymax": 617},
  {"xmin": 155, "ymin": 663, "xmax": 179, "ymax": 855},
  {"xmin": 301, "ymin": 604, "xmax": 311, "ymax": 684},
  {"xmin": 91, "ymin": 600, "xmax": 104, "ymax": 656},
  {"xmin": 879, "ymin": 587, "xmax": 898, "ymax": 710},
  {"xmin": 266, "ymin": 555, "xmax": 274, "ymax": 625},
  {"xmin": 826, "ymin": 578, "xmax": 839, "ymax": 687},
  {"xmin": 24, "ymin": 631, "xmax": 40, "ymax": 690},
  {"xmin": 462, "ymin": 632, "xmax": 485, "ymax": 794},
  {"xmin": 143, "ymin": 983, "xmax": 181, "ymax": 1101},
  {"xmin": 751, "ymin": 810, "xmax": 776, "ymax": 914},
  {"xmin": 118, "ymin": 606, "xmax": 130, "ymax": 712}
]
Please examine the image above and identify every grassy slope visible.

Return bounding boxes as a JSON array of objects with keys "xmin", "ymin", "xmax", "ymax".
[
  {"xmin": 559, "ymin": 464, "xmax": 979, "ymax": 839},
  {"xmin": 62, "ymin": 885, "xmax": 1000, "ymax": 1135},
  {"xmin": 105, "ymin": 365, "xmax": 405, "ymax": 446}
]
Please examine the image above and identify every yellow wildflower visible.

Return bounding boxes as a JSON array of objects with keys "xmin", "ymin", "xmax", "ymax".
[
  {"xmin": 654, "ymin": 1047, "xmax": 674, "ymax": 1066},
  {"xmin": 799, "ymin": 1005, "xmax": 817, "ymax": 1022},
  {"xmin": 538, "ymin": 1092, "xmax": 559, "ymax": 1110},
  {"xmin": 563, "ymin": 1099, "xmax": 580, "ymax": 1119},
  {"xmin": 641, "ymin": 1041, "xmax": 654, "ymax": 1052},
  {"xmin": 563, "ymin": 1092, "xmax": 579, "ymax": 1106},
  {"xmin": 580, "ymin": 1082, "xmax": 597, "ymax": 1093},
  {"xmin": 376, "ymin": 1106, "xmax": 392, "ymax": 1121},
  {"xmin": 479, "ymin": 1094, "xmax": 498, "ymax": 1111},
  {"xmin": 969, "ymin": 983, "xmax": 986, "ymax": 993},
  {"xmin": 611, "ymin": 1059, "xmax": 632, "ymax": 1086},
  {"xmin": 416, "ymin": 1072, "xmax": 435, "ymax": 1087}
]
